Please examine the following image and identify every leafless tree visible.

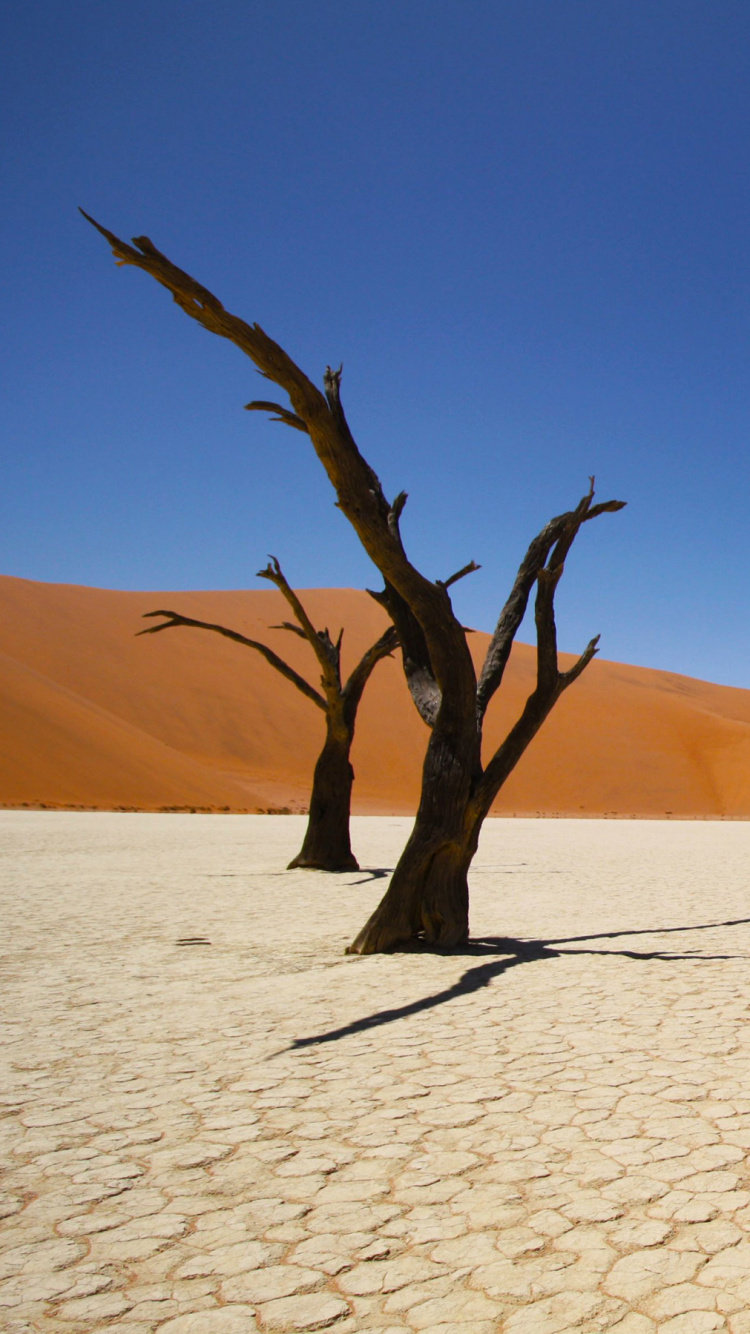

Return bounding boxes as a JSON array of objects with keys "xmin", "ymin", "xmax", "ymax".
[
  {"xmin": 84, "ymin": 211, "xmax": 624, "ymax": 953},
  {"xmin": 139, "ymin": 556, "xmax": 396, "ymax": 872}
]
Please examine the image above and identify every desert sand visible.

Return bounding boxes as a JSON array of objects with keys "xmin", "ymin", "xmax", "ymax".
[
  {"xmin": 4, "ymin": 573, "xmax": 750, "ymax": 816},
  {"xmin": 4, "ymin": 811, "xmax": 750, "ymax": 1331}
]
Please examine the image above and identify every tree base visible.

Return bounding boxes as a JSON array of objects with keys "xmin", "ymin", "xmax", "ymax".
[
  {"xmin": 347, "ymin": 840, "xmax": 471, "ymax": 953},
  {"xmin": 287, "ymin": 851, "xmax": 359, "ymax": 872},
  {"xmin": 346, "ymin": 918, "xmax": 468, "ymax": 953}
]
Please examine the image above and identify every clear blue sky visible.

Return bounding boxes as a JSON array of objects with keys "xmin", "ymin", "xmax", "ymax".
[{"xmin": 3, "ymin": 1, "xmax": 750, "ymax": 685}]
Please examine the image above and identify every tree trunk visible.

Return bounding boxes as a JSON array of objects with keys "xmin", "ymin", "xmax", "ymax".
[
  {"xmin": 347, "ymin": 722, "xmax": 481, "ymax": 950},
  {"xmin": 288, "ymin": 724, "xmax": 358, "ymax": 871},
  {"xmin": 84, "ymin": 219, "xmax": 623, "ymax": 940}
]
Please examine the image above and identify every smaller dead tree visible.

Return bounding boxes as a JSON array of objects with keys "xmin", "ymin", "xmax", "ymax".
[{"xmin": 140, "ymin": 557, "xmax": 397, "ymax": 872}]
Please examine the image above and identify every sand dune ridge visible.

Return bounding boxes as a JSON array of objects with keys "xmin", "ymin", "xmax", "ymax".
[{"xmin": 2, "ymin": 573, "xmax": 750, "ymax": 816}]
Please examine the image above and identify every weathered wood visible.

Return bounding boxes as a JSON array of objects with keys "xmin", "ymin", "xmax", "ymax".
[
  {"xmin": 139, "ymin": 610, "xmax": 327, "ymax": 710},
  {"xmin": 139, "ymin": 559, "xmax": 397, "ymax": 871},
  {"xmin": 287, "ymin": 725, "xmax": 358, "ymax": 871},
  {"xmin": 87, "ymin": 212, "xmax": 625, "ymax": 949},
  {"xmin": 350, "ymin": 487, "xmax": 623, "ymax": 953}
]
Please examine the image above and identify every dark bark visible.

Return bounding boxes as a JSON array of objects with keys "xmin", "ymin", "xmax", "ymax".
[
  {"xmin": 138, "ymin": 560, "xmax": 397, "ymax": 872},
  {"xmin": 349, "ymin": 488, "xmax": 615, "ymax": 953},
  {"xmin": 85, "ymin": 213, "xmax": 625, "ymax": 948},
  {"xmin": 348, "ymin": 724, "xmax": 480, "ymax": 951},
  {"xmin": 288, "ymin": 721, "xmax": 358, "ymax": 871},
  {"xmin": 139, "ymin": 608, "xmax": 328, "ymax": 709}
]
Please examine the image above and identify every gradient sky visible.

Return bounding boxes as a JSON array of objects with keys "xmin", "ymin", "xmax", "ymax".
[{"xmin": 3, "ymin": 1, "xmax": 750, "ymax": 686}]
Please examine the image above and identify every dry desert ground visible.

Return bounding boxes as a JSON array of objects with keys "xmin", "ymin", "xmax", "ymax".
[{"xmin": 4, "ymin": 813, "xmax": 750, "ymax": 1332}]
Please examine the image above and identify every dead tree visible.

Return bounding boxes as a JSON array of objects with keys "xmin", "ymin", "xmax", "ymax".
[
  {"xmin": 84, "ymin": 211, "xmax": 625, "ymax": 952},
  {"xmin": 139, "ymin": 556, "xmax": 397, "ymax": 872}
]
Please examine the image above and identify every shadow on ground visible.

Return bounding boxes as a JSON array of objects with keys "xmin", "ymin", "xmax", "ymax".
[{"xmin": 288, "ymin": 916, "xmax": 750, "ymax": 1050}]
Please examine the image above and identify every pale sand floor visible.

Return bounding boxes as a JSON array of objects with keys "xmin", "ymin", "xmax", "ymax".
[{"xmin": 3, "ymin": 815, "xmax": 750, "ymax": 1333}]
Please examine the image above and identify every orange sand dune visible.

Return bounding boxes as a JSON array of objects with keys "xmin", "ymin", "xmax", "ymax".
[{"xmin": 2, "ymin": 573, "xmax": 750, "ymax": 817}]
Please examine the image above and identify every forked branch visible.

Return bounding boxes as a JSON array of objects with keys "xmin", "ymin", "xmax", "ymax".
[
  {"xmin": 342, "ymin": 624, "xmax": 399, "ymax": 718},
  {"xmin": 84, "ymin": 210, "xmax": 476, "ymax": 708},
  {"xmin": 388, "ymin": 491, "xmax": 409, "ymax": 549},
  {"xmin": 475, "ymin": 482, "xmax": 624, "ymax": 722},
  {"xmin": 245, "ymin": 400, "xmax": 309, "ymax": 434},
  {"xmin": 367, "ymin": 584, "xmax": 440, "ymax": 727},
  {"xmin": 257, "ymin": 555, "xmax": 340, "ymax": 682},
  {"xmin": 532, "ymin": 485, "xmax": 607, "ymax": 703},
  {"xmin": 437, "ymin": 560, "xmax": 481, "ymax": 591},
  {"xmin": 470, "ymin": 488, "xmax": 618, "ymax": 819}
]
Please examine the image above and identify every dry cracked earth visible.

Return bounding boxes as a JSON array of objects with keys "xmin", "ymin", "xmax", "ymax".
[{"xmin": 4, "ymin": 812, "xmax": 750, "ymax": 1334}]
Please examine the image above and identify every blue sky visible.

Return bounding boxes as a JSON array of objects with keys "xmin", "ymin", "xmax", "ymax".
[{"xmin": 3, "ymin": 1, "xmax": 750, "ymax": 685}]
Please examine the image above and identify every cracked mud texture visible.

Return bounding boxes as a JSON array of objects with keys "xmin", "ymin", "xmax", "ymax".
[{"xmin": 4, "ymin": 811, "xmax": 750, "ymax": 1332}]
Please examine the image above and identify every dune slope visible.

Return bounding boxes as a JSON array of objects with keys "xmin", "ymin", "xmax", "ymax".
[{"xmin": 2, "ymin": 573, "xmax": 750, "ymax": 816}]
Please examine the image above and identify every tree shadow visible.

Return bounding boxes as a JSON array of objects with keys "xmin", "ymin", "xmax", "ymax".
[
  {"xmin": 350, "ymin": 867, "xmax": 393, "ymax": 884},
  {"xmin": 287, "ymin": 915, "xmax": 750, "ymax": 1050}
]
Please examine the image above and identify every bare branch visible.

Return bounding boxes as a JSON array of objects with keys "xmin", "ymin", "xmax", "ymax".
[
  {"xmin": 467, "ymin": 485, "xmax": 619, "ymax": 822},
  {"xmin": 245, "ymin": 400, "xmax": 309, "ymax": 433},
  {"xmin": 138, "ymin": 610, "xmax": 326, "ymax": 710},
  {"xmin": 546, "ymin": 480, "xmax": 595, "ymax": 574},
  {"xmin": 475, "ymin": 485, "xmax": 625, "ymax": 723},
  {"xmin": 323, "ymin": 364, "xmax": 352, "ymax": 438},
  {"xmin": 257, "ymin": 556, "xmax": 340, "ymax": 683},
  {"xmin": 342, "ymin": 624, "xmax": 399, "ymax": 720},
  {"xmin": 560, "ymin": 634, "xmax": 600, "ymax": 688},
  {"xmin": 81, "ymin": 209, "xmax": 336, "ymax": 444},
  {"xmin": 388, "ymin": 491, "xmax": 408, "ymax": 546},
  {"xmin": 323, "ymin": 363, "xmax": 343, "ymax": 405},
  {"xmin": 587, "ymin": 499, "xmax": 626, "ymax": 521},
  {"xmin": 368, "ymin": 549, "xmax": 482, "ymax": 727},
  {"xmin": 84, "ymin": 211, "xmax": 477, "ymax": 713},
  {"xmin": 437, "ymin": 560, "xmax": 481, "ymax": 591},
  {"xmin": 270, "ymin": 621, "xmax": 308, "ymax": 639},
  {"xmin": 367, "ymin": 584, "xmax": 441, "ymax": 728},
  {"xmin": 390, "ymin": 491, "xmax": 408, "ymax": 522},
  {"xmin": 534, "ymin": 565, "xmax": 562, "ymax": 696},
  {"xmin": 470, "ymin": 626, "xmax": 600, "ymax": 828},
  {"xmin": 317, "ymin": 627, "xmax": 341, "ymax": 669},
  {"xmin": 533, "ymin": 483, "xmax": 614, "ymax": 696}
]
